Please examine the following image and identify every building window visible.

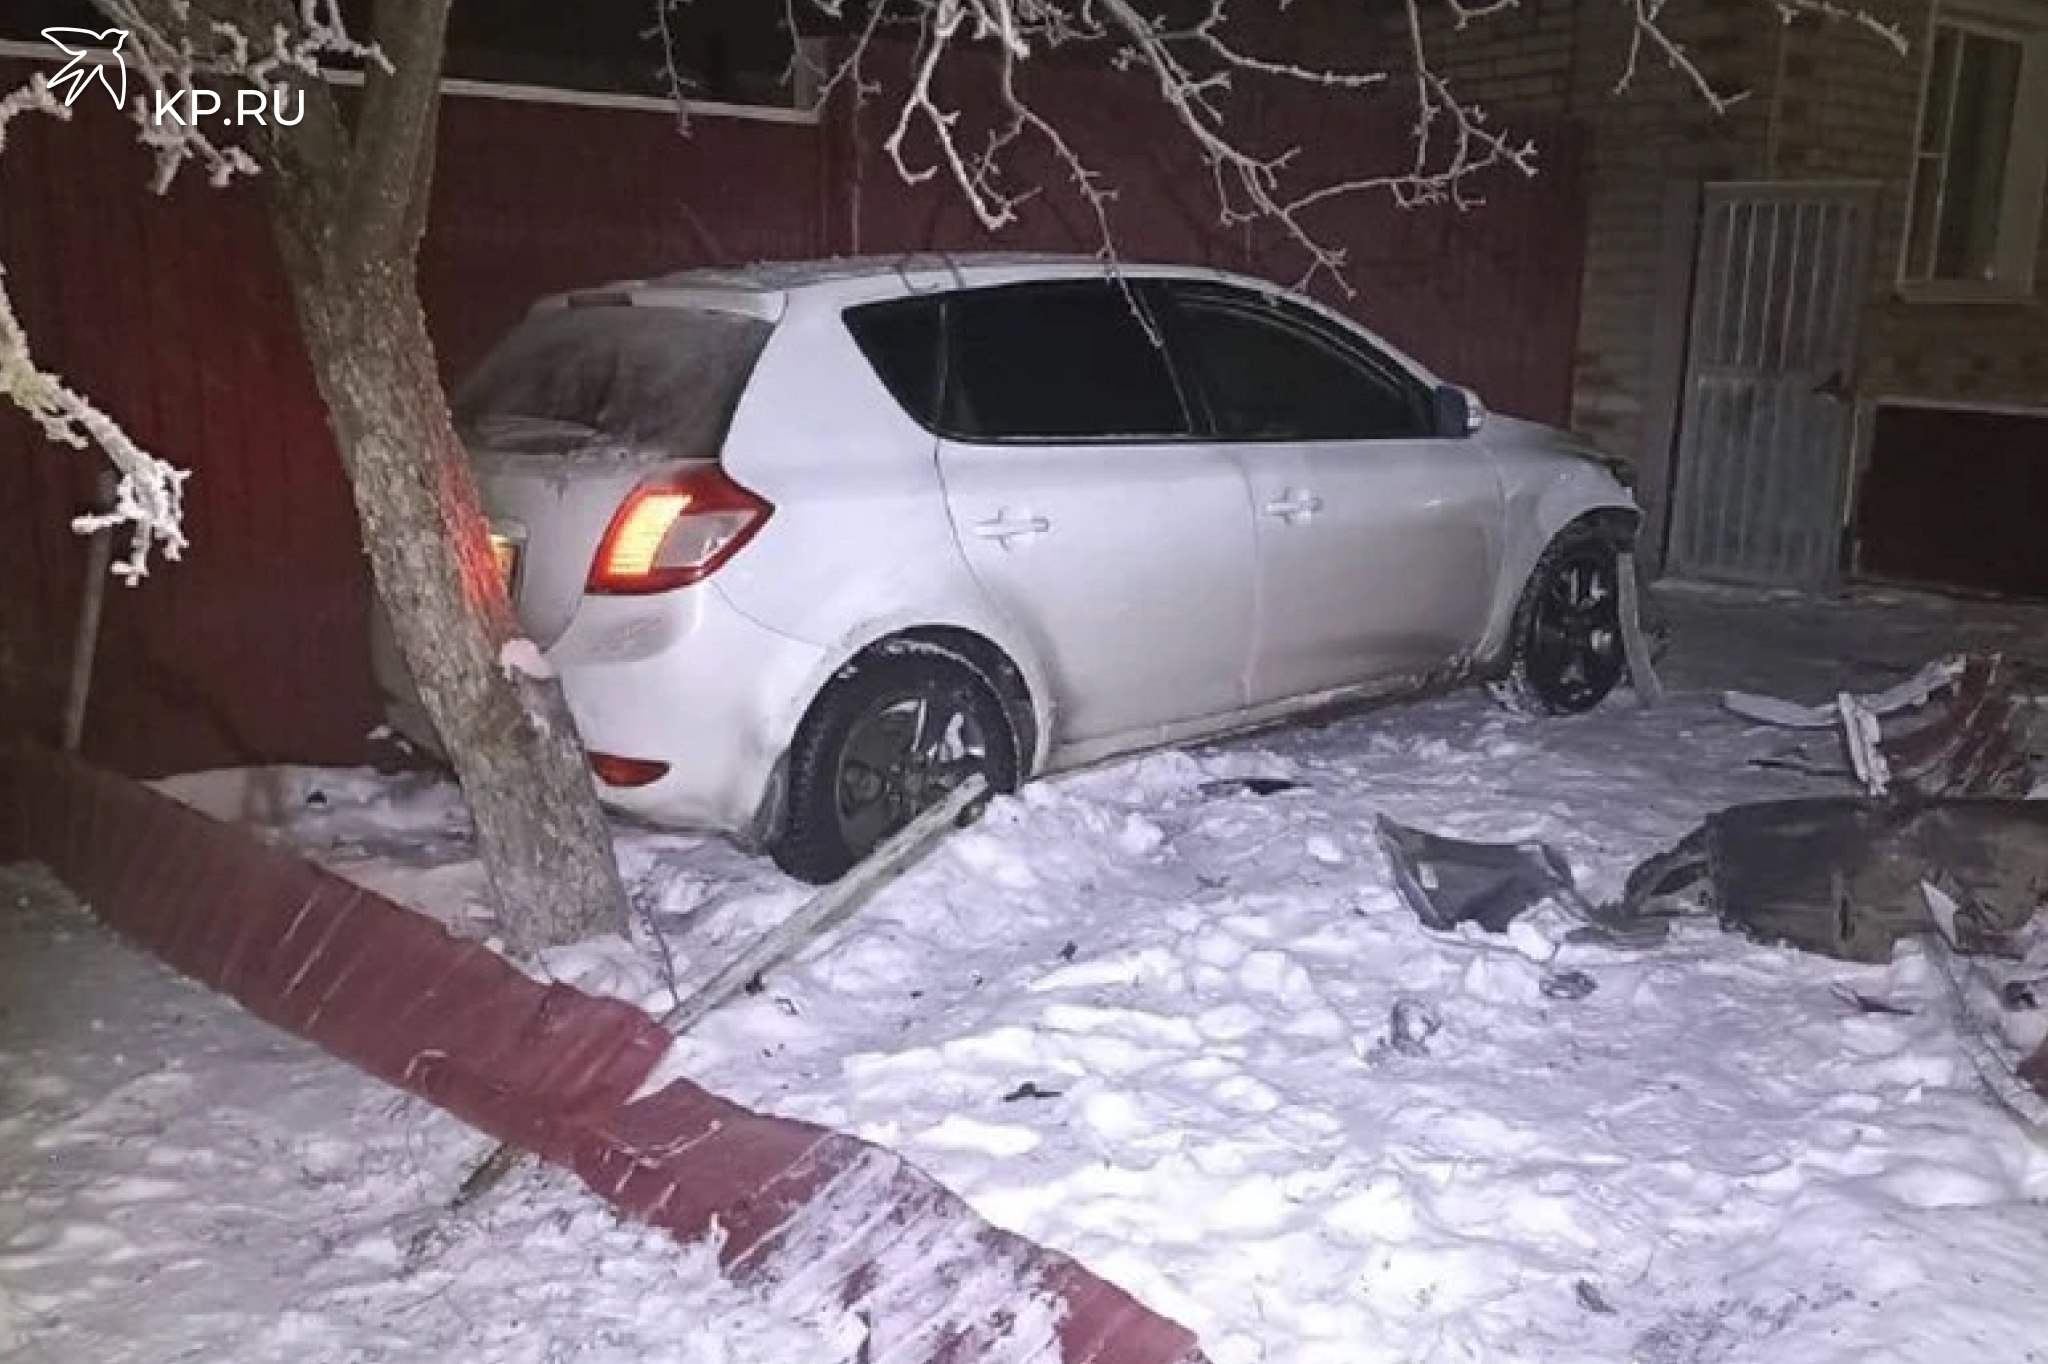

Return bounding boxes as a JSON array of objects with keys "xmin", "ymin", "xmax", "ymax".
[{"xmin": 1901, "ymin": 9, "xmax": 2048, "ymax": 297}]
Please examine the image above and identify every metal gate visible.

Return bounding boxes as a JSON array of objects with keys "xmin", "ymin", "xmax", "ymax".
[{"xmin": 1665, "ymin": 184, "xmax": 1874, "ymax": 586}]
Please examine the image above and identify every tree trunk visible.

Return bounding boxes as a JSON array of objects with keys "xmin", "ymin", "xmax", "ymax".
[
  {"xmin": 287, "ymin": 267, "xmax": 627, "ymax": 950},
  {"xmin": 246, "ymin": 0, "xmax": 626, "ymax": 950}
]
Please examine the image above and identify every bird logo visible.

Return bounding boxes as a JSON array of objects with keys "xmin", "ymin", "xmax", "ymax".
[{"xmin": 42, "ymin": 28, "xmax": 130, "ymax": 111}]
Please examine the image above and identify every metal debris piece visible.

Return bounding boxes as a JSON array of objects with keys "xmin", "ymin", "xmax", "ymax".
[
  {"xmin": 1723, "ymin": 657, "xmax": 1965, "ymax": 730},
  {"xmin": 1880, "ymin": 656, "xmax": 2037, "ymax": 798},
  {"xmin": 1839, "ymin": 691, "xmax": 1890, "ymax": 795},
  {"xmin": 1725, "ymin": 654, "xmax": 2038, "ymax": 799}
]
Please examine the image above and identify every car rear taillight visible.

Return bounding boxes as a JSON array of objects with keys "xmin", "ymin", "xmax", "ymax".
[
  {"xmin": 589, "ymin": 752, "xmax": 670, "ymax": 787},
  {"xmin": 587, "ymin": 466, "xmax": 773, "ymax": 595}
]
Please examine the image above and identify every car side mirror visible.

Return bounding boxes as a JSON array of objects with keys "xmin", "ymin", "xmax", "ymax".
[{"xmin": 1434, "ymin": 384, "xmax": 1486, "ymax": 438}]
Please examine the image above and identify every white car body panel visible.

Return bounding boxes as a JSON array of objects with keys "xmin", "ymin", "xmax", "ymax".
[
  {"xmin": 936, "ymin": 437, "xmax": 1258, "ymax": 746},
  {"xmin": 372, "ymin": 255, "xmax": 1639, "ymax": 845},
  {"xmin": 1237, "ymin": 437, "xmax": 1503, "ymax": 701},
  {"xmin": 543, "ymin": 585, "xmax": 826, "ymax": 832},
  {"xmin": 701, "ymin": 287, "xmax": 1061, "ymax": 773},
  {"xmin": 1473, "ymin": 414, "xmax": 1643, "ymax": 658}
]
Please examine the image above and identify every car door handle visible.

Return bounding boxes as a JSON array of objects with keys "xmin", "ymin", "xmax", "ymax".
[
  {"xmin": 973, "ymin": 511, "xmax": 1052, "ymax": 544},
  {"xmin": 1262, "ymin": 490, "xmax": 1324, "ymax": 523}
]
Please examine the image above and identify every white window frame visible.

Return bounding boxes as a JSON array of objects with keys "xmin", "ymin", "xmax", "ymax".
[{"xmin": 1897, "ymin": 0, "xmax": 2048, "ymax": 301}]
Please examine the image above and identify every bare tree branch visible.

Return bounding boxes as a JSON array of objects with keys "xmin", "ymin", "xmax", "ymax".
[
  {"xmin": 0, "ymin": 79, "xmax": 185, "ymax": 580},
  {"xmin": 7, "ymin": 0, "xmax": 1913, "ymax": 582},
  {"xmin": 712, "ymin": 0, "xmax": 1902, "ymax": 296},
  {"xmin": 0, "ymin": 2, "xmax": 374, "ymax": 581}
]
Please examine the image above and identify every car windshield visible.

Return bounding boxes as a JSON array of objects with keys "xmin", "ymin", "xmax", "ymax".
[{"xmin": 454, "ymin": 304, "xmax": 772, "ymax": 456}]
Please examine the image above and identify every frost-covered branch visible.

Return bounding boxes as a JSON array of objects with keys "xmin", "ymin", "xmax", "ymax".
[
  {"xmin": 1617, "ymin": 0, "xmax": 1748, "ymax": 110},
  {"xmin": 670, "ymin": 0, "xmax": 1892, "ymax": 295},
  {"xmin": 1772, "ymin": 0, "xmax": 1909, "ymax": 52},
  {"xmin": 0, "ymin": 2, "xmax": 375, "ymax": 581},
  {"xmin": 93, "ymin": 0, "xmax": 381, "ymax": 193},
  {"xmin": 0, "ymin": 78, "xmax": 187, "ymax": 581},
  {"xmin": 1617, "ymin": 0, "xmax": 1906, "ymax": 109}
]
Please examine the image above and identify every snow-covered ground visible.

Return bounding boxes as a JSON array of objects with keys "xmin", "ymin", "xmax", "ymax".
[
  {"xmin": 102, "ymin": 585, "xmax": 2048, "ymax": 1362},
  {"xmin": 0, "ymin": 868, "xmax": 858, "ymax": 1364}
]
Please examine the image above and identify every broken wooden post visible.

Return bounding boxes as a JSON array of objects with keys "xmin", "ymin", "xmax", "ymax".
[{"xmin": 62, "ymin": 473, "xmax": 117, "ymax": 753}]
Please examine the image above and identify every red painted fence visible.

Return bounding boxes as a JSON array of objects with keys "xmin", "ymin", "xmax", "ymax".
[
  {"xmin": 0, "ymin": 741, "xmax": 1211, "ymax": 1364},
  {"xmin": 0, "ymin": 52, "xmax": 1586, "ymax": 778}
]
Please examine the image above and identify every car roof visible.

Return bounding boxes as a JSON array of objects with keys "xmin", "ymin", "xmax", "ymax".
[
  {"xmin": 527, "ymin": 252, "xmax": 1445, "ymax": 389},
  {"xmin": 534, "ymin": 253, "xmax": 1296, "ymax": 319}
]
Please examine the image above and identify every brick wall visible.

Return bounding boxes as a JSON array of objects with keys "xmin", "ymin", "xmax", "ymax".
[
  {"xmin": 1417, "ymin": 0, "xmax": 2046, "ymax": 586},
  {"xmin": 1280, "ymin": 0, "xmax": 1782, "ymax": 461},
  {"xmin": 1774, "ymin": 0, "xmax": 2048, "ymax": 408},
  {"xmin": 1560, "ymin": 0, "xmax": 1779, "ymax": 462}
]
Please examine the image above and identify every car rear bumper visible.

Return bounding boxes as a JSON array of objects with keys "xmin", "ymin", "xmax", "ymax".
[
  {"xmin": 371, "ymin": 585, "xmax": 824, "ymax": 840},
  {"xmin": 548, "ymin": 585, "xmax": 825, "ymax": 837}
]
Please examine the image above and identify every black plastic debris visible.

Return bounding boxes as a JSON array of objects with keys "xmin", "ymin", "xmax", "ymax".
[
  {"xmin": 1200, "ymin": 776, "xmax": 1304, "ymax": 798},
  {"xmin": 1831, "ymin": 984, "xmax": 1914, "ymax": 1016},
  {"xmin": 1540, "ymin": 968, "xmax": 1598, "ymax": 1001},
  {"xmin": 1621, "ymin": 798, "xmax": 2048, "ymax": 964},
  {"xmin": 1373, "ymin": 815, "xmax": 1580, "ymax": 933},
  {"xmin": 1376, "ymin": 797, "xmax": 2048, "ymax": 967},
  {"xmin": 1574, "ymin": 1281, "xmax": 1617, "ymax": 1316}
]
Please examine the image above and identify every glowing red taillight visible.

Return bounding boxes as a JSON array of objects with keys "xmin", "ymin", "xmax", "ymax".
[
  {"xmin": 588, "ymin": 752, "xmax": 670, "ymax": 787},
  {"xmin": 587, "ymin": 466, "xmax": 772, "ymax": 595}
]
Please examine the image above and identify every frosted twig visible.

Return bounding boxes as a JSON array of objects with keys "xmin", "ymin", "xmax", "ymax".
[
  {"xmin": 0, "ymin": 80, "xmax": 186, "ymax": 580},
  {"xmin": 0, "ymin": 4, "xmax": 377, "ymax": 581}
]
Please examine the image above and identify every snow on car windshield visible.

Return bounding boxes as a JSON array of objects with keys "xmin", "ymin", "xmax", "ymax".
[{"xmin": 454, "ymin": 304, "xmax": 771, "ymax": 456}]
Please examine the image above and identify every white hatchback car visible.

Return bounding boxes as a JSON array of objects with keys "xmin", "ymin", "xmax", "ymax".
[{"xmin": 374, "ymin": 256, "xmax": 1643, "ymax": 882}]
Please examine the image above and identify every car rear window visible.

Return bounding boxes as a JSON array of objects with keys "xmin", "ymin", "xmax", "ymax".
[
  {"xmin": 454, "ymin": 304, "xmax": 771, "ymax": 455},
  {"xmin": 945, "ymin": 282, "xmax": 1189, "ymax": 442}
]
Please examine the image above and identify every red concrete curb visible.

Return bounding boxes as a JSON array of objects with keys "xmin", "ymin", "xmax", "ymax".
[{"xmin": 0, "ymin": 743, "xmax": 1210, "ymax": 1364}]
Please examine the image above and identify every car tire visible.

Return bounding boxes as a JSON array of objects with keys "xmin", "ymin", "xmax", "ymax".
[
  {"xmin": 1495, "ymin": 525, "xmax": 1630, "ymax": 716},
  {"xmin": 770, "ymin": 645, "xmax": 1021, "ymax": 884}
]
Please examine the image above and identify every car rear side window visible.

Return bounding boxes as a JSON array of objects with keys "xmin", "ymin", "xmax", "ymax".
[
  {"xmin": 1167, "ymin": 285, "xmax": 1430, "ymax": 442},
  {"xmin": 944, "ymin": 282, "xmax": 1190, "ymax": 442},
  {"xmin": 454, "ymin": 304, "xmax": 771, "ymax": 456},
  {"xmin": 844, "ymin": 298, "xmax": 944, "ymax": 427}
]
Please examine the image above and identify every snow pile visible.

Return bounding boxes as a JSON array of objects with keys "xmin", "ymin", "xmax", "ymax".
[
  {"xmin": 499, "ymin": 636, "xmax": 556, "ymax": 682},
  {"xmin": 154, "ymin": 585, "xmax": 2048, "ymax": 1364}
]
